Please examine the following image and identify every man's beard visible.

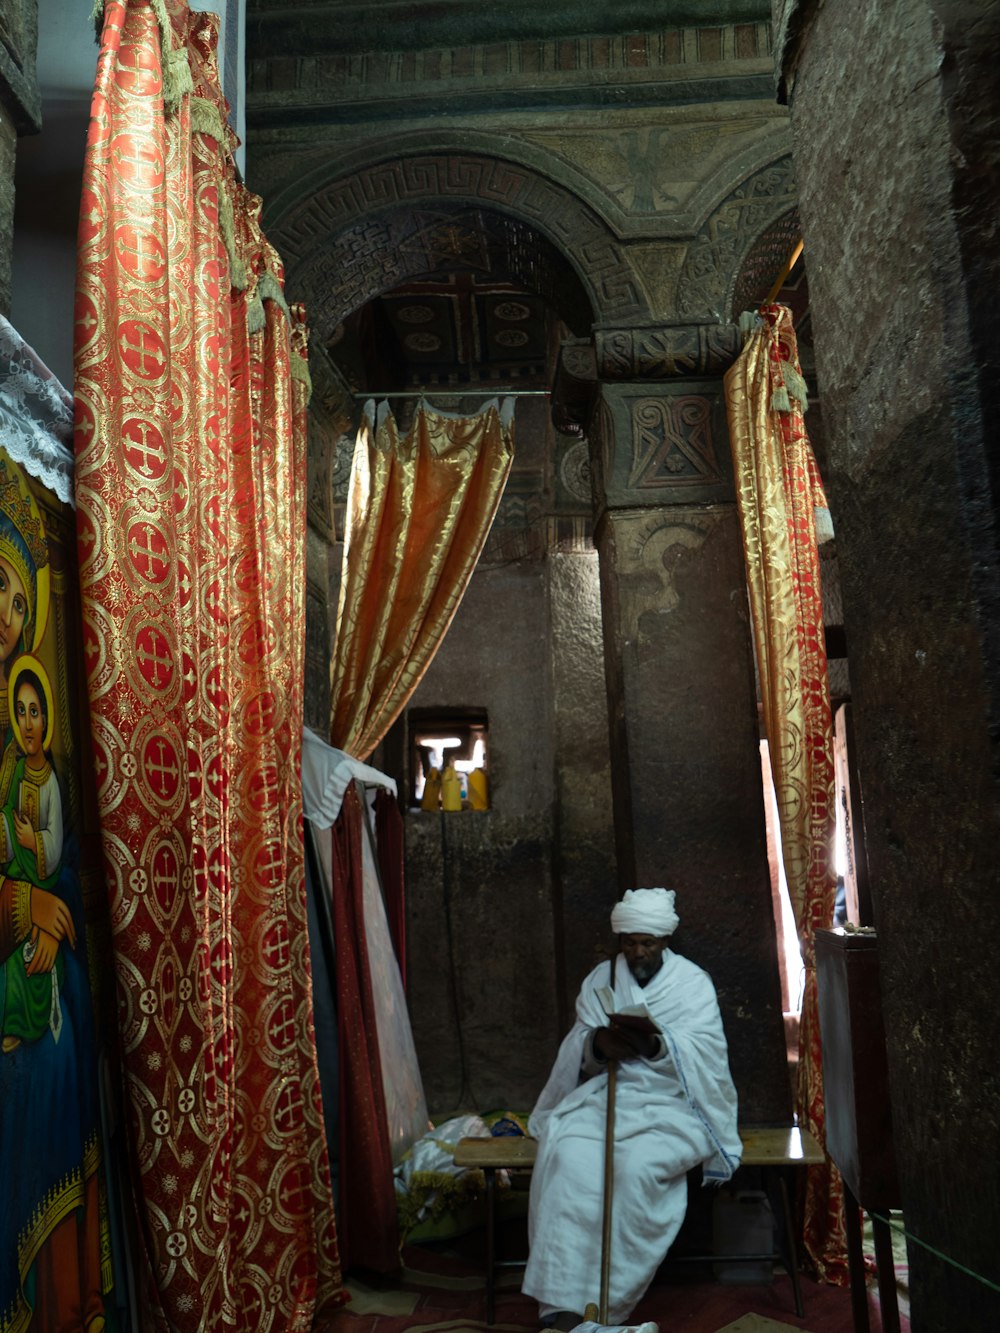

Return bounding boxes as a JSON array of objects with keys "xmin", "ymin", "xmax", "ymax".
[{"xmin": 628, "ymin": 956, "xmax": 662, "ymax": 983}]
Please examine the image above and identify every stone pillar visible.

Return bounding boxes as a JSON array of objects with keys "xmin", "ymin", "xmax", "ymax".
[
  {"xmin": 548, "ymin": 548, "xmax": 617, "ymax": 1030},
  {"xmin": 579, "ymin": 328, "xmax": 791, "ymax": 1123},
  {"xmin": 775, "ymin": 2, "xmax": 1000, "ymax": 1325},
  {"xmin": 0, "ymin": 0, "xmax": 41, "ymax": 315}
]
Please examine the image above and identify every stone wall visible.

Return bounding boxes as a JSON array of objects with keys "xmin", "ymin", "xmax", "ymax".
[
  {"xmin": 778, "ymin": 0, "xmax": 1000, "ymax": 1325},
  {"xmin": 0, "ymin": 0, "xmax": 40, "ymax": 315},
  {"xmin": 385, "ymin": 395, "xmax": 616, "ymax": 1113},
  {"xmin": 403, "ymin": 557, "xmax": 596, "ymax": 1114}
]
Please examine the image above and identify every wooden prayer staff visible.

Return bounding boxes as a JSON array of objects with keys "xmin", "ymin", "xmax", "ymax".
[
  {"xmin": 765, "ymin": 237, "xmax": 804, "ymax": 304},
  {"xmin": 602, "ymin": 1061, "xmax": 618, "ymax": 1322},
  {"xmin": 596, "ymin": 1060, "xmax": 618, "ymax": 1322}
]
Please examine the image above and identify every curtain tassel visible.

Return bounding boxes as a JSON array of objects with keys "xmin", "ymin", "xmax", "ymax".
[{"xmin": 770, "ymin": 364, "xmax": 809, "ymax": 416}]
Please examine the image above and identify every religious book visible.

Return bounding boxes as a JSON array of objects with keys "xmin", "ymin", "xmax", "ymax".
[{"xmin": 607, "ymin": 1004, "xmax": 660, "ymax": 1036}]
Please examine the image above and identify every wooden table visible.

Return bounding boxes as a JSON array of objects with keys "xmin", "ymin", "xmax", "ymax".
[
  {"xmin": 452, "ymin": 1136, "xmax": 538, "ymax": 1325},
  {"xmin": 709, "ymin": 1126, "xmax": 825, "ymax": 1320},
  {"xmin": 454, "ymin": 1126, "xmax": 825, "ymax": 1325}
]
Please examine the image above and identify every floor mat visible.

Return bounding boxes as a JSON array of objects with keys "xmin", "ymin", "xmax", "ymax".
[
  {"xmin": 713, "ymin": 1317, "xmax": 812, "ymax": 1333},
  {"xmin": 316, "ymin": 1244, "xmax": 909, "ymax": 1332},
  {"xmin": 344, "ymin": 1279, "xmax": 420, "ymax": 1317}
]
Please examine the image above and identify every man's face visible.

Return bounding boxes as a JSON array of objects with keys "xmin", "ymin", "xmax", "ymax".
[{"xmin": 620, "ymin": 932, "xmax": 670, "ymax": 984}]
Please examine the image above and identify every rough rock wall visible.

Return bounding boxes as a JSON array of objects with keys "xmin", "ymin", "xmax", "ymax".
[
  {"xmin": 0, "ymin": 0, "xmax": 40, "ymax": 314},
  {"xmin": 548, "ymin": 550, "xmax": 618, "ymax": 1026},
  {"xmin": 403, "ymin": 559, "xmax": 570, "ymax": 1114},
  {"xmin": 778, "ymin": 0, "xmax": 1000, "ymax": 1324}
]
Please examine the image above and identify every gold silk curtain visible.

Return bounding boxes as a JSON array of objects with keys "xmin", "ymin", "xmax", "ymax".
[
  {"xmin": 330, "ymin": 399, "xmax": 514, "ymax": 758},
  {"xmin": 74, "ymin": 3, "xmax": 341, "ymax": 1327},
  {"xmin": 724, "ymin": 304, "xmax": 847, "ymax": 1282}
]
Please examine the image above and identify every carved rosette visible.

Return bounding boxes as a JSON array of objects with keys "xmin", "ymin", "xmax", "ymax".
[{"xmin": 594, "ymin": 324, "xmax": 743, "ymax": 379}]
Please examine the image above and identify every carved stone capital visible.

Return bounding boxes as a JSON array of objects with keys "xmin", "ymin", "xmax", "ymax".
[
  {"xmin": 594, "ymin": 323, "xmax": 742, "ymax": 380},
  {"xmin": 551, "ymin": 339, "xmax": 597, "ymax": 438},
  {"xmin": 589, "ymin": 381, "xmax": 734, "ymax": 515}
]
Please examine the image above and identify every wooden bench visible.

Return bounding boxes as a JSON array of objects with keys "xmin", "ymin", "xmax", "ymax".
[{"xmin": 453, "ymin": 1125, "xmax": 824, "ymax": 1325}]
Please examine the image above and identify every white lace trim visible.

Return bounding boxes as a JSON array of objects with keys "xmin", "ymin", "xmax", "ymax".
[{"xmin": 0, "ymin": 315, "xmax": 74, "ymax": 507}]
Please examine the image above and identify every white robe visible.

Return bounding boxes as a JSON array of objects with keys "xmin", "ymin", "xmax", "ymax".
[{"xmin": 522, "ymin": 950, "xmax": 741, "ymax": 1322}]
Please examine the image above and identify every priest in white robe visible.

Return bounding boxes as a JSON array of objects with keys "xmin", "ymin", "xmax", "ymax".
[{"xmin": 522, "ymin": 888, "xmax": 741, "ymax": 1329}]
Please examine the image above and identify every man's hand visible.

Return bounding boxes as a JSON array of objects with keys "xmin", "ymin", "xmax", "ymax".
[
  {"xmin": 26, "ymin": 927, "xmax": 59, "ymax": 975},
  {"xmin": 30, "ymin": 888, "xmax": 76, "ymax": 949},
  {"xmin": 593, "ymin": 1025, "xmax": 659, "ymax": 1062}
]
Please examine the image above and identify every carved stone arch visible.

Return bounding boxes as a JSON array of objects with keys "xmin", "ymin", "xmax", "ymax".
[
  {"xmin": 681, "ymin": 132, "xmax": 795, "ymax": 238},
  {"xmin": 266, "ymin": 151, "xmax": 652, "ymax": 337},
  {"xmin": 730, "ymin": 205, "xmax": 802, "ymax": 318},
  {"xmin": 675, "ymin": 154, "xmax": 798, "ymax": 323},
  {"xmin": 262, "ymin": 127, "xmax": 645, "ymax": 243}
]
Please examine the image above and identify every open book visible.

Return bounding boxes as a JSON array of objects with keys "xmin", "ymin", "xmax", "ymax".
[
  {"xmin": 595, "ymin": 988, "xmax": 661, "ymax": 1036},
  {"xmin": 608, "ymin": 1005, "xmax": 660, "ymax": 1036}
]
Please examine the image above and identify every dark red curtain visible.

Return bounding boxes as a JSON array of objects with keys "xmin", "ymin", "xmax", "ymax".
[
  {"xmin": 374, "ymin": 789, "xmax": 406, "ymax": 990},
  {"xmin": 330, "ymin": 785, "xmax": 399, "ymax": 1271}
]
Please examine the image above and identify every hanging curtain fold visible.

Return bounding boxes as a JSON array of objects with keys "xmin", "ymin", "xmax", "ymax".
[
  {"xmin": 323, "ymin": 399, "xmax": 509, "ymax": 1266},
  {"xmin": 74, "ymin": 3, "xmax": 340, "ymax": 1327},
  {"xmin": 724, "ymin": 304, "xmax": 848, "ymax": 1283},
  {"xmin": 300, "ymin": 734, "xmax": 428, "ymax": 1272},
  {"xmin": 329, "ymin": 784, "xmax": 400, "ymax": 1273},
  {"xmin": 374, "ymin": 788, "xmax": 406, "ymax": 989},
  {"xmin": 330, "ymin": 399, "xmax": 514, "ymax": 759}
]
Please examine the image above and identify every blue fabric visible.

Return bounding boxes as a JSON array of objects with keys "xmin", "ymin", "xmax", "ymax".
[
  {"xmin": 0, "ymin": 854, "xmax": 100, "ymax": 1321},
  {"xmin": 490, "ymin": 1117, "xmax": 525, "ymax": 1137}
]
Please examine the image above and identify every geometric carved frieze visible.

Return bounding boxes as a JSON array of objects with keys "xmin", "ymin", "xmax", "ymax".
[
  {"xmin": 595, "ymin": 323, "xmax": 743, "ymax": 379},
  {"xmin": 554, "ymin": 325, "xmax": 743, "ymax": 441},
  {"xmin": 481, "ymin": 492, "xmax": 548, "ymax": 563},
  {"xmin": 247, "ymin": 19, "xmax": 774, "ymax": 123}
]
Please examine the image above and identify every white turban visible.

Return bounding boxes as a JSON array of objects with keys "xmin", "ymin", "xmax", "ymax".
[{"xmin": 610, "ymin": 887, "xmax": 679, "ymax": 937}]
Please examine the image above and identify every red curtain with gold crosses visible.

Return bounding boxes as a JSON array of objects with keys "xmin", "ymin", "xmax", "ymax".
[
  {"xmin": 725, "ymin": 304, "xmax": 848, "ymax": 1283},
  {"xmin": 74, "ymin": 3, "xmax": 342, "ymax": 1326}
]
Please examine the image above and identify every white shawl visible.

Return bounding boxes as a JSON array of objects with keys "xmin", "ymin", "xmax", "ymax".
[{"xmin": 530, "ymin": 949, "xmax": 741, "ymax": 1182}]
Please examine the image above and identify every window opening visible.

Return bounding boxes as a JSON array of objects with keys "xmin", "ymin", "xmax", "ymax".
[
  {"xmin": 760, "ymin": 736, "xmax": 854, "ymax": 1015},
  {"xmin": 409, "ymin": 708, "xmax": 489, "ymax": 810}
]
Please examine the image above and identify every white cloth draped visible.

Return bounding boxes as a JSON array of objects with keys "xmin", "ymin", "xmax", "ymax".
[
  {"xmin": 0, "ymin": 314, "xmax": 74, "ymax": 505},
  {"xmin": 300, "ymin": 726, "xmax": 396, "ymax": 828},
  {"xmin": 523, "ymin": 951, "xmax": 740, "ymax": 1322}
]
